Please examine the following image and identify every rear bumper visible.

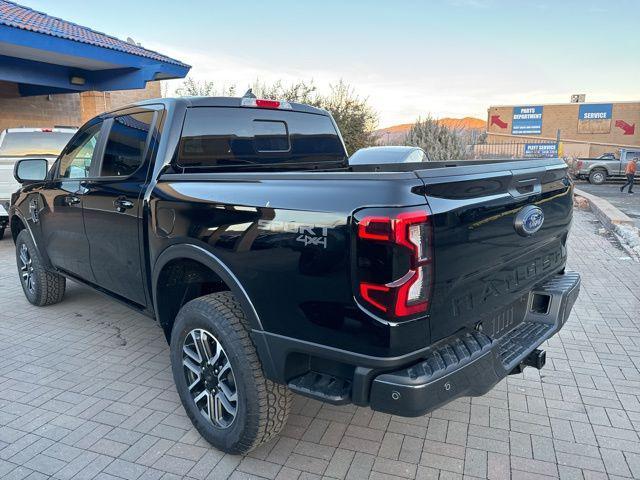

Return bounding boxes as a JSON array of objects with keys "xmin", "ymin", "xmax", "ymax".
[{"xmin": 368, "ymin": 270, "xmax": 581, "ymax": 416}]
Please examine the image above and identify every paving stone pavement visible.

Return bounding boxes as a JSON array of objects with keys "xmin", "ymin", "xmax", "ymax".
[{"xmin": 0, "ymin": 208, "xmax": 639, "ymax": 480}]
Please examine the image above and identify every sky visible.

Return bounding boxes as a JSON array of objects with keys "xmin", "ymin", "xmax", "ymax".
[{"xmin": 20, "ymin": 0, "xmax": 640, "ymax": 127}]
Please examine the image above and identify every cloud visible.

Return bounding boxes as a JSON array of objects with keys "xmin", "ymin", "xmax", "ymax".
[{"xmin": 146, "ymin": 41, "xmax": 639, "ymax": 128}]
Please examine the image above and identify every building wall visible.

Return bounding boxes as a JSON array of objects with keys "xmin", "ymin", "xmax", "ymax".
[
  {"xmin": 486, "ymin": 101, "xmax": 640, "ymax": 158},
  {"xmin": 110, "ymin": 81, "xmax": 161, "ymax": 109},
  {"xmin": 0, "ymin": 81, "xmax": 163, "ymax": 132},
  {"xmin": 0, "ymin": 81, "xmax": 81, "ymax": 132}
]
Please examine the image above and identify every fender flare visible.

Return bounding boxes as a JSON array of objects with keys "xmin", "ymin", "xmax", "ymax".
[
  {"xmin": 10, "ymin": 208, "xmax": 54, "ymax": 267},
  {"xmin": 151, "ymin": 243, "xmax": 263, "ymax": 332}
]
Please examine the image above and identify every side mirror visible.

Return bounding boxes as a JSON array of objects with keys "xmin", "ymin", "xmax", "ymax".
[{"xmin": 13, "ymin": 158, "xmax": 48, "ymax": 184}]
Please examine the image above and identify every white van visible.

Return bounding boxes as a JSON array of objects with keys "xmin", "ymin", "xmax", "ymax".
[{"xmin": 0, "ymin": 127, "xmax": 76, "ymax": 238}]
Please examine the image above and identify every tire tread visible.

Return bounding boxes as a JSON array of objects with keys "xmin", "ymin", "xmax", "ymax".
[
  {"xmin": 173, "ymin": 291, "xmax": 291, "ymax": 454},
  {"xmin": 16, "ymin": 230, "xmax": 65, "ymax": 306}
]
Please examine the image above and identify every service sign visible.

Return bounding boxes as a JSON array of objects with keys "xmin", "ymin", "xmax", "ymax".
[
  {"xmin": 512, "ymin": 106, "xmax": 543, "ymax": 135},
  {"xmin": 578, "ymin": 103, "xmax": 612, "ymax": 120},
  {"xmin": 524, "ymin": 143, "xmax": 557, "ymax": 158},
  {"xmin": 578, "ymin": 104, "xmax": 612, "ymax": 134}
]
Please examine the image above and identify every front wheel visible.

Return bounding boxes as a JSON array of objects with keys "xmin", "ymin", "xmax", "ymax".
[
  {"xmin": 15, "ymin": 229, "xmax": 65, "ymax": 306},
  {"xmin": 588, "ymin": 169, "xmax": 607, "ymax": 185},
  {"xmin": 170, "ymin": 291, "xmax": 291, "ymax": 454}
]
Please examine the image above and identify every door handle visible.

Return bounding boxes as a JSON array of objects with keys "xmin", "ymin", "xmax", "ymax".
[
  {"xmin": 65, "ymin": 195, "xmax": 80, "ymax": 206},
  {"xmin": 114, "ymin": 197, "xmax": 134, "ymax": 212},
  {"xmin": 508, "ymin": 177, "xmax": 542, "ymax": 198}
]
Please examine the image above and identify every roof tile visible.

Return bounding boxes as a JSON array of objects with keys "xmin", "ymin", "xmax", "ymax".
[{"xmin": 0, "ymin": 0, "xmax": 189, "ymax": 67}]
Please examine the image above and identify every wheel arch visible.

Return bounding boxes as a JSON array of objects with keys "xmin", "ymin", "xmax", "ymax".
[
  {"xmin": 10, "ymin": 214, "xmax": 26, "ymax": 242},
  {"xmin": 152, "ymin": 244, "xmax": 263, "ymax": 342},
  {"xmin": 10, "ymin": 208, "xmax": 55, "ymax": 271}
]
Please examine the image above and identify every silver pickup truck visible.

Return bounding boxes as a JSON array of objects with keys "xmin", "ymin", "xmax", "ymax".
[
  {"xmin": 571, "ymin": 149, "xmax": 640, "ymax": 184},
  {"xmin": 0, "ymin": 127, "xmax": 76, "ymax": 238}
]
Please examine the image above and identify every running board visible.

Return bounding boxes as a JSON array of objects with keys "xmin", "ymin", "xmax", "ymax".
[{"xmin": 288, "ymin": 371, "xmax": 351, "ymax": 404}]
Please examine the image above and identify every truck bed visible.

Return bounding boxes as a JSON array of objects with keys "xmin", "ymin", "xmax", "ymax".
[{"xmin": 156, "ymin": 156, "xmax": 571, "ymax": 354}]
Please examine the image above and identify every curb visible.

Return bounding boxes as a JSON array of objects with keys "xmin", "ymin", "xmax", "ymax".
[
  {"xmin": 574, "ymin": 188, "xmax": 640, "ymax": 260},
  {"xmin": 573, "ymin": 188, "xmax": 634, "ymax": 231}
]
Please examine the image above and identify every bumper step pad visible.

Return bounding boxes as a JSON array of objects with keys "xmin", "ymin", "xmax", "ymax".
[
  {"xmin": 368, "ymin": 270, "xmax": 581, "ymax": 417},
  {"xmin": 498, "ymin": 322, "xmax": 551, "ymax": 367},
  {"xmin": 288, "ymin": 371, "xmax": 351, "ymax": 404},
  {"xmin": 406, "ymin": 331, "xmax": 493, "ymax": 382}
]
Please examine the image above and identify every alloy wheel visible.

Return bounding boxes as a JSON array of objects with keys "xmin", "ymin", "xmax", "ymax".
[
  {"xmin": 182, "ymin": 328, "xmax": 238, "ymax": 429},
  {"xmin": 19, "ymin": 243, "xmax": 35, "ymax": 295}
]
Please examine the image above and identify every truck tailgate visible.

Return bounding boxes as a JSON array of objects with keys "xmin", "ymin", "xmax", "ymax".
[{"xmin": 415, "ymin": 159, "xmax": 572, "ymax": 342}]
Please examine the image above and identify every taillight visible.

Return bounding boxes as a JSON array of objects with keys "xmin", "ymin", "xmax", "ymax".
[
  {"xmin": 240, "ymin": 97, "xmax": 292, "ymax": 110},
  {"xmin": 356, "ymin": 209, "xmax": 433, "ymax": 320}
]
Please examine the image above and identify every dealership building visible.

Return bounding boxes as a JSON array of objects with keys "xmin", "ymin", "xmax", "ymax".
[
  {"xmin": 486, "ymin": 100, "xmax": 640, "ymax": 158},
  {"xmin": 0, "ymin": 1, "xmax": 190, "ymax": 132}
]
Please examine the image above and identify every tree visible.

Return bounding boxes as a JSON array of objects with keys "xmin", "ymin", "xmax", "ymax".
[
  {"xmin": 320, "ymin": 81, "xmax": 378, "ymax": 154},
  {"xmin": 172, "ymin": 77, "xmax": 378, "ymax": 154},
  {"xmin": 250, "ymin": 79, "xmax": 317, "ymax": 104},
  {"xmin": 403, "ymin": 116, "xmax": 468, "ymax": 161},
  {"xmin": 251, "ymin": 80, "xmax": 378, "ymax": 152},
  {"xmin": 174, "ymin": 77, "xmax": 236, "ymax": 97}
]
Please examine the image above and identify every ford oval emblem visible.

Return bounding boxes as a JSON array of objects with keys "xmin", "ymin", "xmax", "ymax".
[{"xmin": 514, "ymin": 205, "xmax": 544, "ymax": 237}]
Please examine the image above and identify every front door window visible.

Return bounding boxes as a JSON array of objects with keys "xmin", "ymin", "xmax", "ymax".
[{"xmin": 59, "ymin": 122, "xmax": 102, "ymax": 179}]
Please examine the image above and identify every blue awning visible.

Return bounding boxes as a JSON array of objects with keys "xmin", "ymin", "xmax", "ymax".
[{"xmin": 0, "ymin": 0, "xmax": 190, "ymax": 96}]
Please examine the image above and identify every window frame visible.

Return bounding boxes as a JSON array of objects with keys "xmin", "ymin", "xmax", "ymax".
[
  {"xmin": 173, "ymin": 106, "xmax": 347, "ymax": 171},
  {"xmin": 54, "ymin": 118, "xmax": 105, "ymax": 180},
  {"xmin": 252, "ymin": 119, "xmax": 291, "ymax": 154},
  {"xmin": 94, "ymin": 108, "xmax": 159, "ymax": 181},
  {"xmin": 54, "ymin": 105, "xmax": 162, "ymax": 182}
]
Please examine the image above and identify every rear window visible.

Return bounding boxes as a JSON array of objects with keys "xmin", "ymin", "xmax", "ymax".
[
  {"xmin": 0, "ymin": 131, "xmax": 74, "ymax": 157},
  {"xmin": 176, "ymin": 107, "xmax": 346, "ymax": 169}
]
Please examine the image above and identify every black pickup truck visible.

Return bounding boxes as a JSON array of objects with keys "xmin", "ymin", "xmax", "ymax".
[{"xmin": 9, "ymin": 96, "xmax": 580, "ymax": 454}]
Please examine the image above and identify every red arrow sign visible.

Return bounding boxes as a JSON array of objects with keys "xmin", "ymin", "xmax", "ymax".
[
  {"xmin": 490, "ymin": 115, "xmax": 508, "ymax": 129},
  {"xmin": 615, "ymin": 120, "xmax": 635, "ymax": 135}
]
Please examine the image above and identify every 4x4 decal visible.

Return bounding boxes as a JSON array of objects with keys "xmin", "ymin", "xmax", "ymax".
[{"xmin": 258, "ymin": 220, "xmax": 329, "ymax": 248}]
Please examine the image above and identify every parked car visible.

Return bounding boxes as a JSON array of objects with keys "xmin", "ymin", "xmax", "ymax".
[
  {"xmin": 0, "ymin": 127, "xmax": 76, "ymax": 238},
  {"xmin": 9, "ymin": 96, "xmax": 580, "ymax": 454},
  {"xmin": 571, "ymin": 149, "xmax": 640, "ymax": 184}
]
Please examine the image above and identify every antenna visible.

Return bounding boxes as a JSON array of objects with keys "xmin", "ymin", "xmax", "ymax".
[{"xmin": 242, "ymin": 88, "xmax": 256, "ymax": 99}]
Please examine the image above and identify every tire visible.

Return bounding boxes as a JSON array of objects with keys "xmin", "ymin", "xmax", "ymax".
[
  {"xmin": 15, "ymin": 229, "xmax": 66, "ymax": 306},
  {"xmin": 170, "ymin": 291, "xmax": 291, "ymax": 454},
  {"xmin": 0, "ymin": 227, "xmax": 5, "ymax": 240},
  {"xmin": 588, "ymin": 169, "xmax": 607, "ymax": 185}
]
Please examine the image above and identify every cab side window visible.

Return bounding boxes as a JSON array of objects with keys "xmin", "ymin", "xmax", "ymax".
[
  {"xmin": 100, "ymin": 112, "xmax": 154, "ymax": 177},
  {"xmin": 58, "ymin": 122, "xmax": 102, "ymax": 179}
]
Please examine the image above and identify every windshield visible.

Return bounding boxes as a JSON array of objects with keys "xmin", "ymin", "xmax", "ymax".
[{"xmin": 0, "ymin": 131, "xmax": 75, "ymax": 157}]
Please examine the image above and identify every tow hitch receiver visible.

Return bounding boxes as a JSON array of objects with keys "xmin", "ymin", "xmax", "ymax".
[{"xmin": 509, "ymin": 349, "xmax": 546, "ymax": 375}]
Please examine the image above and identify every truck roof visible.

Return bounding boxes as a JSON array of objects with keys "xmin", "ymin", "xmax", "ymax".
[{"xmin": 117, "ymin": 96, "xmax": 329, "ymax": 117}]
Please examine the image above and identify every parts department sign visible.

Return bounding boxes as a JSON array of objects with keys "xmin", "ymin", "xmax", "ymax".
[
  {"xmin": 578, "ymin": 104, "xmax": 612, "ymax": 134},
  {"xmin": 512, "ymin": 106, "xmax": 543, "ymax": 135}
]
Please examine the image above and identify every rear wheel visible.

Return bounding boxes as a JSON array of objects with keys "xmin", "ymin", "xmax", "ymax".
[
  {"xmin": 15, "ymin": 230, "xmax": 65, "ymax": 306},
  {"xmin": 170, "ymin": 291, "xmax": 291, "ymax": 454},
  {"xmin": 588, "ymin": 169, "xmax": 607, "ymax": 185}
]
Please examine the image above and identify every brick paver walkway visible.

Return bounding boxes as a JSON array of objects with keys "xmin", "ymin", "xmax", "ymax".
[{"xmin": 0, "ymin": 209, "xmax": 639, "ymax": 480}]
